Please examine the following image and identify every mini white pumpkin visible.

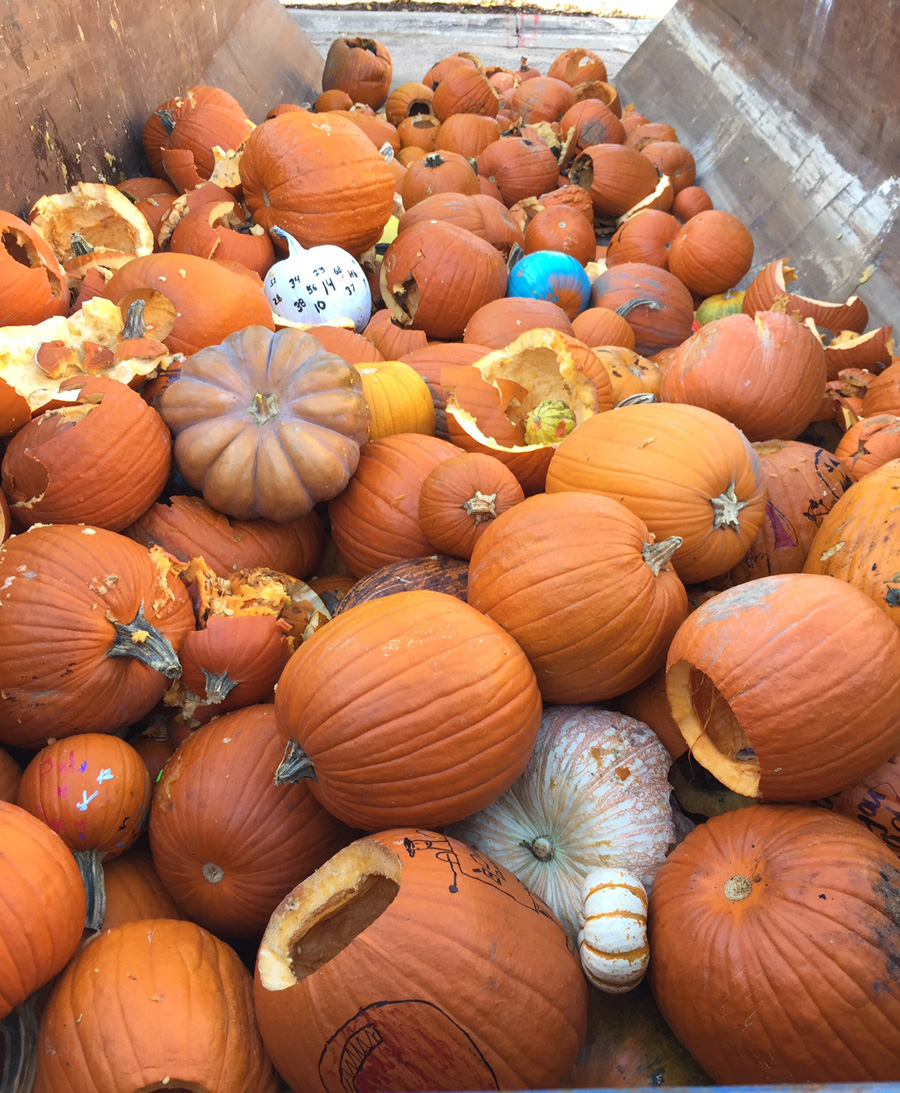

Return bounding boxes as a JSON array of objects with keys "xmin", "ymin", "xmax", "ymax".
[
  {"xmin": 446, "ymin": 706, "xmax": 675, "ymax": 941},
  {"xmin": 265, "ymin": 226, "xmax": 372, "ymax": 331},
  {"xmin": 578, "ymin": 867, "xmax": 649, "ymax": 993}
]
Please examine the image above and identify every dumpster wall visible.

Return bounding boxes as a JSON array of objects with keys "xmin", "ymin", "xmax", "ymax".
[
  {"xmin": 0, "ymin": 0, "xmax": 324, "ymax": 215},
  {"xmin": 615, "ymin": 0, "xmax": 900, "ymax": 327}
]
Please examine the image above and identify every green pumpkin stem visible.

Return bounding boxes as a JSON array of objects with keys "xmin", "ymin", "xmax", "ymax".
[
  {"xmin": 107, "ymin": 601, "xmax": 182, "ymax": 679},
  {"xmin": 275, "ymin": 738, "xmax": 317, "ymax": 785},
  {"xmin": 74, "ymin": 847, "xmax": 107, "ymax": 932},
  {"xmin": 0, "ymin": 991, "xmax": 38, "ymax": 1091}
]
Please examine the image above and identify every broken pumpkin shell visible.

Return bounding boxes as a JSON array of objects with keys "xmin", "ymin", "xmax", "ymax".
[
  {"xmin": 29, "ymin": 182, "xmax": 154, "ymax": 265},
  {"xmin": 742, "ymin": 257, "xmax": 869, "ymax": 334},
  {"xmin": 0, "ymin": 210, "xmax": 69, "ymax": 326}
]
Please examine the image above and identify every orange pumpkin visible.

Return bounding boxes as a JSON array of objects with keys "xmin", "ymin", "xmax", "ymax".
[
  {"xmin": 99, "ymin": 848, "xmax": 183, "ymax": 929},
  {"xmin": 254, "ymin": 831, "xmax": 587, "ymax": 1091},
  {"xmin": 835, "ymin": 414, "xmax": 900, "ymax": 480},
  {"xmin": 321, "ymin": 37, "xmax": 393, "ymax": 110},
  {"xmin": 0, "ymin": 746, "xmax": 22, "ymax": 802},
  {"xmin": 649, "ymin": 805, "xmax": 900, "ymax": 1082},
  {"xmin": 605, "ymin": 209, "xmax": 681, "ymax": 269},
  {"xmin": 667, "ymin": 210, "xmax": 754, "ymax": 297},
  {"xmin": 671, "ymin": 184, "xmax": 714, "ymax": 221},
  {"xmin": 463, "ymin": 296, "xmax": 575, "ymax": 348},
  {"xmin": 435, "ymin": 112, "xmax": 502, "ymax": 158},
  {"xmin": 589, "ymin": 262, "xmax": 695, "ymax": 356},
  {"xmin": 568, "ymin": 144, "xmax": 660, "ymax": 220},
  {"xmin": 742, "ymin": 257, "xmax": 868, "ymax": 335},
  {"xmin": 827, "ymin": 754, "xmax": 900, "ymax": 859},
  {"xmin": 273, "ymin": 591, "xmax": 542, "ymax": 829},
  {"xmin": 362, "ymin": 307, "xmax": 429, "ymax": 359},
  {"xmin": 401, "ymin": 150, "xmax": 480, "ymax": 208},
  {"xmin": 0, "ymin": 210, "xmax": 69, "ymax": 324},
  {"xmin": 432, "ymin": 64, "xmax": 500, "ymax": 120}
]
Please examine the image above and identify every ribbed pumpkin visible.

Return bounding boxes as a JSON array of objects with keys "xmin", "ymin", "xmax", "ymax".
[
  {"xmin": 333, "ymin": 554, "xmax": 468, "ymax": 614},
  {"xmin": 126, "ymin": 494, "xmax": 323, "ymax": 579},
  {"xmin": 589, "ymin": 262, "xmax": 695, "ymax": 356},
  {"xmin": 150, "ymin": 704, "xmax": 357, "ymax": 938},
  {"xmin": 835, "ymin": 414, "xmax": 900, "ymax": 480},
  {"xmin": 99, "ymin": 848, "xmax": 183, "ymax": 929},
  {"xmin": 463, "ymin": 297, "xmax": 575, "ymax": 348},
  {"xmin": 321, "ymin": 37, "xmax": 393, "ymax": 109},
  {"xmin": 435, "ymin": 112, "xmax": 502, "ymax": 158},
  {"xmin": 659, "ymin": 310, "xmax": 827, "ymax": 442},
  {"xmin": 432, "ymin": 63, "xmax": 500, "ymax": 120},
  {"xmin": 273, "ymin": 590, "xmax": 542, "ymax": 829},
  {"xmin": 401, "ymin": 150, "xmax": 480, "ymax": 208},
  {"xmin": 803, "ymin": 457, "xmax": 900, "ymax": 628},
  {"xmin": 666, "ymin": 209, "xmax": 754, "ymax": 296},
  {"xmin": 356, "ymin": 358, "xmax": 436, "ymax": 439},
  {"xmin": 34, "ymin": 919, "xmax": 278, "ymax": 1093},
  {"xmin": 240, "ymin": 109, "xmax": 395, "ymax": 255},
  {"xmin": 727, "ymin": 439, "xmax": 852, "ymax": 583},
  {"xmin": 546, "ymin": 402, "xmax": 766, "ymax": 583},
  {"xmin": 666, "ymin": 573, "xmax": 900, "ymax": 800},
  {"xmin": 605, "ymin": 209, "xmax": 681, "ymax": 269},
  {"xmin": 329, "ymin": 432, "xmax": 462, "ymax": 576},
  {"xmin": 467, "ymin": 491, "xmax": 687, "ymax": 702},
  {"xmin": 649, "ymin": 805, "xmax": 900, "ymax": 1082},
  {"xmin": 0, "ymin": 525, "xmax": 194, "ymax": 749},
  {"xmin": 419, "ymin": 451, "xmax": 525, "ymax": 558},
  {"xmin": 254, "ymin": 831, "xmax": 587, "ymax": 1091},
  {"xmin": 827, "ymin": 753, "xmax": 900, "ymax": 858},
  {"xmin": 0, "ymin": 801, "xmax": 87, "ymax": 1018},
  {"xmin": 577, "ymin": 868, "xmax": 650, "ymax": 993}
]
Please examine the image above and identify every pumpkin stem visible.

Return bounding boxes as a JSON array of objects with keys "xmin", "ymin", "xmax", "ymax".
[
  {"xmin": 74, "ymin": 848, "xmax": 107, "ymax": 932},
  {"xmin": 201, "ymin": 668, "xmax": 239, "ymax": 704},
  {"xmin": 156, "ymin": 107, "xmax": 177, "ymax": 135},
  {"xmin": 523, "ymin": 835, "xmax": 555, "ymax": 862},
  {"xmin": 615, "ymin": 297, "xmax": 662, "ymax": 317},
  {"xmin": 423, "ymin": 152, "xmax": 445, "ymax": 168},
  {"xmin": 202, "ymin": 861, "xmax": 225, "ymax": 884},
  {"xmin": 107, "ymin": 601, "xmax": 182, "ymax": 679},
  {"xmin": 710, "ymin": 481, "xmax": 748, "ymax": 531},
  {"xmin": 121, "ymin": 298, "xmax": 147, "ymax": 339},
  {"xmin": 616, "ymin": 391, "xmax": 657, "ymax": 408},
  {"xmin": 70, "ymin": 231, "xmax": 94, "ymax": 256},
  {"xmin": 642, "ymin": 535, "xmax": 683, "ymax": 577},
  {"xmin": 249, "ymin": 391, "xmax": 280, "ymax": 424},
  {"xmin": 462, "ymin": 490, "xmax": 498, "ymax": 523},
  {"xmin": 0, "ymin": 992, "xmax": 38, "ymax": 1091},
  {"xmin": 275, "ymin": 738, "xmax": 317, "ymax": 785},
  {"xmin": 724, "ymin": 874, "xmax": 754, "ymax": 902}
]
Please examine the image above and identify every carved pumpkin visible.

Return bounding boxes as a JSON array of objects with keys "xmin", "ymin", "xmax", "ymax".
[
  {"xmin": 363, "ymin": 307, "xmax": 429, "ymax": 359},
  {"xmin": 274, "ymin": 590, "xmax": 542, "ymax": 829},
  {"xmin": 861, "ymin": 359, "xmax": 900, "ymax": 416},
  {"xmin": 142, "ymin": 84, "xmax": 252, "ymax": 179},
  {"xmin": 835, "ymin": 414, "xmax": 900, "ymax": 480},
  {"xmin": 467, "ymin": 491, "xmax": 687, "ymax": 701},
  {"xmin": 649, "ymin": 804, "xmax": 900, "ymax": 1082},
  {"xmin": 546, "ymin": 402, "xmax": 766, "ymax": 583},
  {"xmin": 447, "ymin": 706, "xmax": 675, "ymax": 942},
  {"xmin": 321, "ymin": 37, "xmax": 393, "ymax": 110},
  {"xmin": 33, "ymin": 918, "xmax": 278, "ymax": 1092},
  {"xmin": 0, "ymin": 210, "xmax": 69, "ymax": 325},
  {"xmin": 159, "ymin": 326, "xmax": 371, "ymax": 521},
  {"xmin": 150, "ymin": 704, "xmax": 357, "ymax": 938},
  {"xmin": 568, "ymin": 144, "xmax": 660, "ymax": 220},
  {"xmin": 0, "ymin": 526, "xmax": 194, "ymax": 750},
  {"xmin": 384, "ymin": 81, "xmax": 434, "ymax": 127},
  {"xmin": 254, "ymin": 831, "xmax": 587, "ymax": 1091},
  {"xmin": 666, "ymin": 573, "xmax": 900, "ymax": 800},
  {"xmin": 742, "ymin": 257, "xmax": 869, "ymax": 334}
]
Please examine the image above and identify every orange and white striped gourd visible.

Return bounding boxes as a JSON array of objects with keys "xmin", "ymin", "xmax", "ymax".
[{"xmin": 578, "ymin": 867, "xmax": 649, "ymax": 993}]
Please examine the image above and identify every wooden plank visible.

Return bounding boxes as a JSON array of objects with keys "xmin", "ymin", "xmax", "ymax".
[
  {"xmin": 0, "ymin": 0, "xmax": 325, "ymax": 216},
  {"xmin": 614, "ymin": 0, "xmax": 900, "ymax": 327}
]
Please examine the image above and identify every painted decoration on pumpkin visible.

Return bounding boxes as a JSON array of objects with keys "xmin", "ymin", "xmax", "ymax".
[
  {"xmin": 507, "ymin": 250, "xmax": 591, "ymax": 320},
  {"xmin": 265, "ymin": 226, "xmax": 372, "ymax": 331}
]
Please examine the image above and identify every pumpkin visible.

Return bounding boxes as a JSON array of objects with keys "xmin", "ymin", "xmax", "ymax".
[
  {"xmin": 666, "ymin": 573, "xmax": 900, "ymax": 800},
  {"xmin": 356, "ymin": 358, "xmax": 436, "ymax": 439},
  {"xmin": 476, "ymin": 136, "xmax": 561, "ymax": 207},
  {"xmin": 447, "ymin": 706, "xmax": 675, "ymax": 941},
  {"xmin": 523, "ymin": 206, "xmax": 597, "ymax": 265},
  {"xmin": 727, "ymin": 439, "xmax": 852, "ymax": 583},
  {"xmin": 666, "ymin": 209, "xmax": 754, "ymax": 297},
  {"xmin": 150, "ymin": 704, "xmax": 357, "ymax": 938},
  {"xmin": 329, "ymin": 432, "xmax": 462, "ymax": 576},
  {"xmin": 835, "ymin": 414, "xmax": 900, "ymax": 480},
  {"xmin": 435, "ymin": 112, "xmax": 502, "ymax": 158},
  {"xmin": 590, "ymin": 262, "xmax": 695, "ymax": 356},
  {"xmin": 659, "ymin": 310, "xmax": 828, "ymax": 442},
  {"xmin": 103, "ymin": 252, "xmax": 274, "ymax": 356},
  {"xmin": 0, "ymin": 210, "xmax": 69, "ymax": 325},
  {"xmin": 671, "ymin": 184, "xmax": 714, "ymax": 221},
  {"xmin": 158, "ymin": 325, "xmax": 371, "ymax": 521},
  {"xmin": 742, "ymin": 257, "xmax": 869, "ymax": 334},
  {"xmin": 590, "ymin": 346, "xmax": 662, "ymax": 403},
  {"xmin": 0, "ymin": 802, "xmax": 87, "ymax": 1019},
  {"xmin": 254, "ymin": 831, "xmax": 587, "ymax": 1091},
  {"xmin": 126, "ymin": 494, "xmax": 323, "ymax": 579},
  {"xmin": 384, "ymin": 81, "xmax": 435, "ymax": 127},
  {"xmin": 546, "ymin": 402, "xmax": 767, "ymax": 584},
  {"xmin": 400, "ymin": 150, "xmax": 480, "ymax": 208},
  {"xmin": 241, "ymin": 109, "xmax": 395, "ymax": 255},
  {"xmin": 507, "ymin": 250, "xmax": 591, "ymax": 319},
  {"xmin": 803, "ymin": 457, "xmax": 900, "ymax": 627},
  {"xmin": 559, "ymin": 99, "xmax": 625, "ymax": 154},
  {"xmin": 333, "ymin": 553, "xmax": 469, "ymax": 613},
  {"xmin": 0, "ymin": 746, "xmax": 22, "ymax": 803},
  {"xmin": 467, "ymin": 491, "xmax": 687, "ymax": 702},
  {"xmin": 694, "ymin": 287, "xmax": 746, "ymax": 325},
  {"xmin": 273, "ymin": 589, "xmax": 542, "ymax": 830},
  {"xmin": 18, "ymin": 733, "xmax": 151, "ymax": 863},
  {"xmin": 380, "ymin": 220, "xmax": 508, "ymax": 340},
  {"xmin": 419, "ymin": 451, "xmax": 525, "ymax": 558},
  {"xmin": 649, "ymin": 804, "xmax": 900, "ymax": 1082},
  {"xmin": 624, "ymin": 123, "xmax": 678, "ymax": 150},
  {"xmin": 826, "ymin": 753, "xmax": 900, "ymax": 858},
  {"xmin": 568, "ymin": 144, "xmax": 661, "ymax": 221},
  {"xmin": 98, "ymin": 847, "xmax": 183, "ymax": 929},
  {"xmin": 432, "ymin": 63, "xmax": 500, "ymax": 120},
  {"xmin": 640, "ymin": 141, "xmax": 696, "ymax": 196},
  {"xmin": 614, "ymin": 665, "xmax": 687, "ymax": 761},
  {"xmin": 0, "ymin": 525, "xmax": 193, "ymax": 750},
  {"xmin": 577, "ymin": 868, "xmax": 650, "ymax": 993},
  {"xmin": 570, "ymin": 306, "xmax": 637, "ymax": 350},
  {"xmin": 141, "ymin": 84, "xmax": 252, "ymax": 180},
  {"xmin": 463, "ymin": 296, "xmax": 575, "ymax": 348},
  {"xmin": 363, "ymin": 307, "xmax": 429, "ymax": 359},
  {"xmin": 861, "ymin": 358, "xmax": 900, "ymax": 416},
  {"xmin": 397, "ymin": 113, "xmax": 442, "ymax": 152},
  {"xmin": 548, "ymin": 47, "xmax": 608, "ymax": 86},
  {"xmin": 168, "ymin": 199, "xmax": 275, "ymax": 277},
  {"xmin": 605, "ymin": 209, "xmax": 682, "ymax": 270},
  {"xmin": 321, "ymin": 37, "xmax": 393, "ymax": 110},
  {"xmin": 33, "ymin": 918, "xmax": 278, "ymax": 1093},
  {"xmin": 305, "ymin": 323, "xmax": 386, "ymax": 363},
  {"xmin": 130, "ymin": 730, "xmax": 175, "ymax": 785},
  {"xmin": 1, "ymin": 375, "xmax": 171, "ymax": 532}
]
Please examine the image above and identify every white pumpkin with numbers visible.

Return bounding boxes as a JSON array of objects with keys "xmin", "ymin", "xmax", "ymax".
[
  {"xmin": 578, "ymin": 867, "xmax": 650, "ymax": 993},
  {"xmin": 446, "ymin": 706, "xmax": 675, "ymax": 941}
]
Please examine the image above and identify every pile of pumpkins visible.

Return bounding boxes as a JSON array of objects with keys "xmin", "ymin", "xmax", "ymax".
[{"xmin": 1, "ymin": 31, "xmax": 900, "ymax": 1093}]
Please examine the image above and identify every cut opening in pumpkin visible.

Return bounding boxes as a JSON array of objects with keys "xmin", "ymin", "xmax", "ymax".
[
  {"xmin": 666, "ymin": 659, "xmax": 760, "ymax": 797},
  {"xmin": 257, "ymin": 840, "xmax": 402, "ymax": 991}
]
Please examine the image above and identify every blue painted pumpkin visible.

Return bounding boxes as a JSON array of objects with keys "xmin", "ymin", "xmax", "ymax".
[{"xmin": 507, "ymin": 250, "xmax": 591, "ymax": 320}]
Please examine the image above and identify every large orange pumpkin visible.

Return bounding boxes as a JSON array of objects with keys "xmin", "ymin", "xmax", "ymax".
[
  {"xmin": 273, "ymin": 590, "xmax": 542, "ymax": 829},
  {"xmin": 649, "ymin": 805, "xmax": 900, "ymax": 1082},
  {"xmin": 468, "ymin": 491, "xmax": 688, "ymax": 702},
  {"xmin": 254, "ymin": 831, "xmax": 587, "ymax": 1091},
  {"xmin": 666, "ymin": 209, "xmax": 754, "ymax": 296},
  {"xmin": 589, "ymin": 262, "xmax": 694, "ymax": 356}
]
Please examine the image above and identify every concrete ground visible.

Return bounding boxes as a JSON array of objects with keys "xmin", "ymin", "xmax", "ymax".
[{"xmin": 285, "ymin": 5, "xmax": 663, "ymax": 89}]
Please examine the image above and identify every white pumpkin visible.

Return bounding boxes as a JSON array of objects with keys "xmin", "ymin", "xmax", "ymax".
[
  {"xmin": 446, "ymin": 706, "xmax": 675, "ymax": 940},
  {"xmin": 578, "ymin": 867, "xmax": 649, "ymax": 993}
]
